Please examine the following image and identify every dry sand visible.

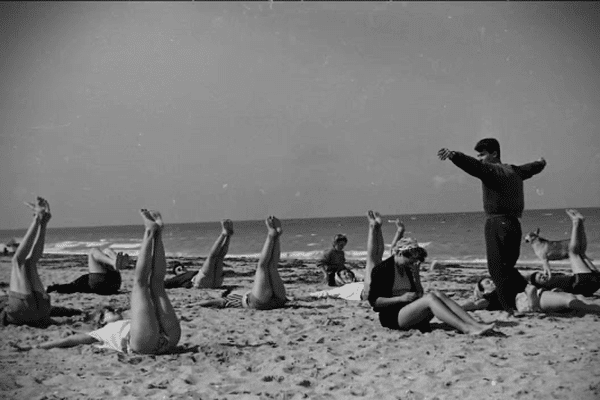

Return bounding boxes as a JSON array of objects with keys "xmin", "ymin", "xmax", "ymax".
[{"xmin": 0, "ymin": 254, "xmax": 599, "ymax": 400}]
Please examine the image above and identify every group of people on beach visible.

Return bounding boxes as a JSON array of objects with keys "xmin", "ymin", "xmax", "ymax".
[{"xmin": 3, "ymin": 138, "xmax": 599, "ymax": 355}]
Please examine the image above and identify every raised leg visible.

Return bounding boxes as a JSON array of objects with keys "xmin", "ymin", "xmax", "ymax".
[
  {"xmin": 88, "ymin": 247, "xmax": 117, "ymax": 273},
  {"xmin": 363, "ymin": 211, "xmax": 384, "ymax": 299},
  {"xmin": 266, "ymin": 217, "xmax": 286, "ymax": 301},
  {"xmin": 129, "ymin": 209, "xmax": 161, "ymax": 353},
  {"xmin": 566, "ymin": 209, "xmax": 597, "ymax": 274},
  {"xmin": 250, "ymin": 216, "xmax": 278, "ymax": 303},
  {"xmin": 194, "ymin": 219, "xmax": 233, "ymax": 288},
  {"xmin": 10, "ymin": 197, "xmax": 50, "ymax": 295},
  {"xmin": 148, "ymin": 210, "xmax": 181, "ymax": 348}
]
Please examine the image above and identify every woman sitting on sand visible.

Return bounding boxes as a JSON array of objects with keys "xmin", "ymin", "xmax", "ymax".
[
  {"xmin": 525, "ymin": 209, "xmax": 600, "ymax": 297},
  {"xmin": 195, "ymin": 216, "xmax": 287, "ymax": 310},
  {"xmin": 464, "ymin": 210, "xmax": 600, "ymax": 315},
  {"xmin": 1, "ymin": 197, "xmax": 53, "ymax": 327},
  {"xmin": 26, "ymin": 209, "xmax": 181, "ymax": 354},
  {"xmin": 366, "ymin": 210, "xmax": 496, "ymax": 335},
  {"xmin": 46, "ymin": 247, "xmax": 127, "ymax": 295},
  {"xmin": 164, "ymin": 219, "xmax": 234, "ymax": 289}
]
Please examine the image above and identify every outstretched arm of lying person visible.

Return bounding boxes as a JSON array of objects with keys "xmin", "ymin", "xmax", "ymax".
[{"xmin": 36, "ymin": 333, "xmax": 99, "ymax": 349}]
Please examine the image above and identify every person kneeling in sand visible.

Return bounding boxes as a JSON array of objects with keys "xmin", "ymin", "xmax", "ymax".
[
  {"xmin": 1, "ymin": 197, "xmax": 53, "ymax": 327},
  {"xmin": 196, "ymin": 216, "xmax": 288, "ymax": 310},
  {"xmin": 27, "ymin": 209, "xmax": 181, "ymax": 354},
  {"xmin": 46, "ymin": 248, "xmax": 128, "ymax": 295},
  {"xmin": 526, "ymin": 209, "xmax": 600, "ymax": 297},
  {"xmin": 164, "ymin": 219, "xmax": 234, "ymax": 289},
  {"xmin": 366, "ymin": 210, "xmax": 496, "ymax": 335}
]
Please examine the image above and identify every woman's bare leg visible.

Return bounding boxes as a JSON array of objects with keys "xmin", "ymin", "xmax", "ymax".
[
  {"xmin": 88, "ymin": 248, "xmax": 117, "ymax": 273},
  {"xmin": 566, "ymin": 209, "xmax": 597, "ymax": 274},
  {"xmin": 431, "ymin": 291, "xmax": 494, "ymax": 327},
  {"xmin": 250, "ymin": 216, "xmax": 278, "ymax": 303},
  {"xmin": 148, "ymin": 210, "xmax": 181, "ymax": 348},
  {"xmin": 129, "ymin": 209, "xmax": 161, "ymax": 353},
  {"xmin": 10, "ymin": 198, "xmax": 50, "ymax": 295},
  {"xmin": 364, "ymin": 211, "xmax": 384, "ymax": 299},
  {"xmin": 540, "ymin": 291, "xmax": 600, "ymax": 314},
  {"xmin": 397, "ymin": 294, "xmax": 495, "ymax": 335},
  {"xmin": 194, "ymin": 219, "xmax": 233, "ymax": 288},
  {"xmin": 266, "ymin": 217, "xmax": 286, "ymax": 301}
]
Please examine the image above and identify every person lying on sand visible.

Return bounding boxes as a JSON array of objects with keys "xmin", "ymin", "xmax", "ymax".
[
  {"xmin": 309, "ymin": 217, "xmax": 412, "ymax": 301},
  {"xmin": 195, "ymin": 216, "xmax": 288, "ymax": 310},
  {"xmin": 526, "ymin": 209, "xmax": 600, "ymax": 297},
  {"xmin": 164, "ymin": 219, "xmax": 234, "ymax": 289},
  {"xmin": 366, "ymin": 210, "xmax": 496, "ymax": 335},
  {"xmin": 317, "ymin": 233, "xmax": 357, "ymax": 286},
  {"xmin": 25, "ymin": 209, "xmax": 181, "ymax": 354},
  {"xmin": 464, "ymin": 275, "xmax": 600, "ymax": 315},
  {"xmin": 46, "ymin": 247, "xmax": 128, "ymax": 295},
  {"xmin": 0, "ymin": 197, "xmax": 53, "ymax": 327}
]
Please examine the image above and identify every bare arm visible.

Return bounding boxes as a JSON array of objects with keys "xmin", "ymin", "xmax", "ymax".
[
  {"xmin": 37, "ymin": 333, "xmax": 98, "ymax": 350},
  {"xmin": 389, "ymin": 219, "xmax": 405, "ymax": 257},
  {"xmin": 461, "ymin": 298, "xmax": 489, "ymax": 311},
  {"xmin": 372, "ymin": 292, "xmax": 419, "ymax": 308}
]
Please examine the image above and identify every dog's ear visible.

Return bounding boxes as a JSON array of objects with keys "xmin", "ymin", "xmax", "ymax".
[{"xmin": 535, "ymin": 228, "xmax": 540, "ymax": 235}]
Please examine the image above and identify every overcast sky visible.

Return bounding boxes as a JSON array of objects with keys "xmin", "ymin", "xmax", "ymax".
[{"xmin": 1, "ymin": 2, "xmax": 599, "ymax": 229}]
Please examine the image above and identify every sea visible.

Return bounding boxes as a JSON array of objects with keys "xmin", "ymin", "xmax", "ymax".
[{"xmin": 1, "ymin": 208, "xmax": 599, "ymax": 264}]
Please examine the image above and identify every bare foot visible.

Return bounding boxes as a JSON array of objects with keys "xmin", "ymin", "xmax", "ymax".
[
  {"xmin": 25, "ymin": 197, "xmax": 51, "ymax": 222},
  {"xmin": 367, "ymin": 210, "xmax": 381, "ymax": 227},
  {"xmin": 467, "ymin": 323, "xmax": 496, "ymax": 336},
  {"xmin": 148, "ymin": 210, "xmax": 164, "ymax": 229},
  {"xmin": 222, "ymin": 219, "xmax": 234, "ymax": 236},
  {"xmin": 140, "ymin": 209, "xmax": 159, "ymax": 231},
  {"xmin": 394, "ymin": 219, "xmax": 405, "ymax": 234},
  {"xmin": 566, "ymin": 209, "xmax": 584, "ymax": 222},
  {"xmin": 266, "ymin": 215, "xmax": 282, "ymax": 236},
  {"xmin": 272, "ymin": 216, "xmax": 282, "ymax": 235}
]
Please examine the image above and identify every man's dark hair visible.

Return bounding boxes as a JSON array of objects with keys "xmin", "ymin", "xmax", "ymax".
[{"xmin": 474, "ymin": 138, "xmax": 501, "ymax": 159}]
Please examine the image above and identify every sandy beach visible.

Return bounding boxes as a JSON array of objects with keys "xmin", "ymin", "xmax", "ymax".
[{"xmin": 0, "ymin": 254, "xmax": 599, "ymax": 400}]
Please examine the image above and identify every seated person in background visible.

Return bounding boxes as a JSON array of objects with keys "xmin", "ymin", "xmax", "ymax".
[
  {"xmin": 310, "ymin": 217, "xmax": 408, "ymax": 301},
  {"xmin": 1, "ymin": 197, "xmax": 53, "ymax": 327},
  {"xmin": 47, "ymin": 247, "xmax": 127, "ymax": 295},
  {"xmin": 527, "ymin": 209, "xmax": 599, "ymax": 297},
  {"xmin": 26, "ymin": 209, "xmax": 181, "ymax": 354},
  {"xmin": 163, "ymin": 219, "xmax": 234, "ymax": 289},
  {"xmin": 196, "ymin": 216, "xmax": 287, "ymax": 310},
  {"xmin": 464, "ymin": 275, "xmax": 600, "ymax": 315},
  {"xmin": 367, "ymin": 210, "xmax": 496, "ymax": 335},
  {"xmin": 317, "ymin": 234, "xmax": 352, "ymax": 286}
]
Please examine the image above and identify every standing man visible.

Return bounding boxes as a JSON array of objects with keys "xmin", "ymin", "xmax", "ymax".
[{"xmin": 438, "ymin": 138, "xmax": 546, "ymax": 314}]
